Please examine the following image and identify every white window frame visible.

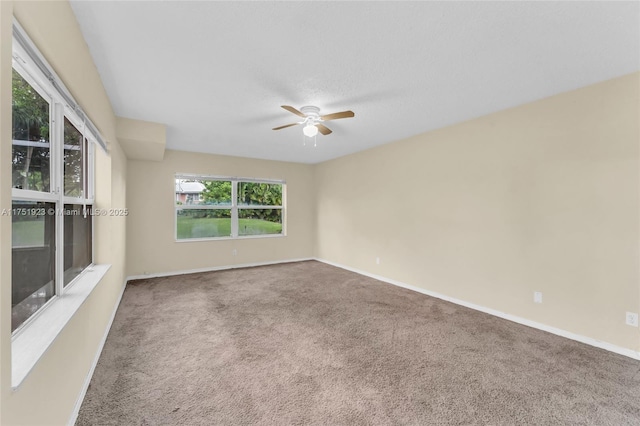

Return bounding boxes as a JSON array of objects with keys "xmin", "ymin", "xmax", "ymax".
[
  {"xmin": 175, "ymin": 174, "xmax": 286, "ymax": 242},
  {"xmin": 9, "ymin": 19, "xmax": 111, "ymax": 390},
  {"xmin": 10, "ymin": 23, "xmax": 97, "ymax": 337}
]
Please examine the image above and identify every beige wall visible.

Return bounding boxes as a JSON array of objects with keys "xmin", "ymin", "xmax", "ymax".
[
  {"xmin": 126, "ymin": 150, "xmax": 315, "ymax": 277},
  {"xmin": 0, "ymin": 1, "xmax": 128, "ymax": 425},
  {"xmin": 315, "ymin": 72, "xmax": 640, "ymax": 352}
]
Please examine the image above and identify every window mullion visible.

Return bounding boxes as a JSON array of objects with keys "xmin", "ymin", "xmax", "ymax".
[
  {"xmin": 231, "ymin": 180, "xmax": 238, "ymax": 238},
  {"xmin": 54, "ymin": 103, "xmax": 64, "ymax": 297},
  {"xmin": 82, "ymin": 122, "xmax": 86, "ymax": 200},
  {"xmin": 176, "ymin": 205, "xmax": 230, "ymax": 210},
  {"xmin": 11, "ymin": 189, "xmax": 58, "ymax": 202},
  {"xmin": 89, "ymin": 139, "xmax": 95, "ymax": 200}
]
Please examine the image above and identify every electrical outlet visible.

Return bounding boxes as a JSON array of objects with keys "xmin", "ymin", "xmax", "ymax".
[
  {"xmin": 232, "ymin": 249, "xmax": 237, "ymax": 256},
  {"xmin": 534, "ymin": 291, "xmax": 542, "ymax": 304},
  {"xmin": 376, "ymin": 257, "xmax": 380, "ymax": 265},
  {"xmin": 626, "ymin": 312, "xmax": 638, "ymax": 327}
]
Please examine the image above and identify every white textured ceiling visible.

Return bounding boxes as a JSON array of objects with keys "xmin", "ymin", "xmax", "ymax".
[{"xmin": 70, "ymin": 1, "xmax": 639, "ymax": 164}]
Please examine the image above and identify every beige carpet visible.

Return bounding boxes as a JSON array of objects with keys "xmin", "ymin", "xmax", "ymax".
[{"xmin": 77, "ymin": 261, "xmax": 640, "ymax": 425}]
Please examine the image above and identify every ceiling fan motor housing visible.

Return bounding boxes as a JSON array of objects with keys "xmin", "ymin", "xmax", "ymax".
[{"xmin": 300, "ymin": 106, "xmax": 321, "ymax": 123}]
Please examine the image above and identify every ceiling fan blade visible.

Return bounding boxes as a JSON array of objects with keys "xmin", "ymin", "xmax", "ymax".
[
  {"xmin": 281, "ymin": 105, "xmax": 306, "ymax": 118},
  {"xmin": 272, "ymin": 123, "xmax": 299, "ymax": 130},
  {"xmin": 316, "ymin": 123, "xmax": 332, "ymax": 135},
  {"xmin": 321, "ymin": 110, "xmax": 354, "ymax": 121}
]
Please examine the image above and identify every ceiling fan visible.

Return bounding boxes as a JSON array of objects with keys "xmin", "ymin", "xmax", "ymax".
[{"xmin": 272, "ymin": 105, "xmax": 355, "ymax": 137}]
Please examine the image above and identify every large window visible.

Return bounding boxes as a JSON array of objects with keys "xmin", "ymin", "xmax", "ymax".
[
  {"xmin": 11, "ymin": 27, "xmax": 99, "ymax": 333},
  {"xmin": 175, "ymin": 176, "xmax": 285, "ymax": 240}
]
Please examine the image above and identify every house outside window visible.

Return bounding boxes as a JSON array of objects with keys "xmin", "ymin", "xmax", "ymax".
[{"xmin": 175, "ymin": 180, "xmax": 206, "ymax": 205}]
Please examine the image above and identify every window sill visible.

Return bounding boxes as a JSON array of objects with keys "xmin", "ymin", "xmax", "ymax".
[{"xmin": 11, "ymin": 264, "xmax": 111, "ymax": 389}]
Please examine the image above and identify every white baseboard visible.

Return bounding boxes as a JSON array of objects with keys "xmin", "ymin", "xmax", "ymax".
[
  {"xmin": 126, "ymin": 257, "xmax": 314, "ymax": 282},
  {"xmin": 68, "ymin": 281, "xmax": 127, "ymax": 426},
  {"xmin": 316, "ymin": 258, "xmax": 640, "ymax": 361}
]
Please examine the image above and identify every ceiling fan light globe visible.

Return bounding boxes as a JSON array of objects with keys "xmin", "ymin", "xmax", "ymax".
[{"xmin": 303, "ymin": 124, "xmax": 318, "ymax": 137}]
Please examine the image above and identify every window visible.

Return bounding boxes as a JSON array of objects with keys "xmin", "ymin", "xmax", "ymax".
[
  {"xmin": 11, "ymin": 25, "xmax": 100, "ymax": 334},
  {"xmin": 175, "ymin": 176, "xmax": 285, "ymax": 240}
]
